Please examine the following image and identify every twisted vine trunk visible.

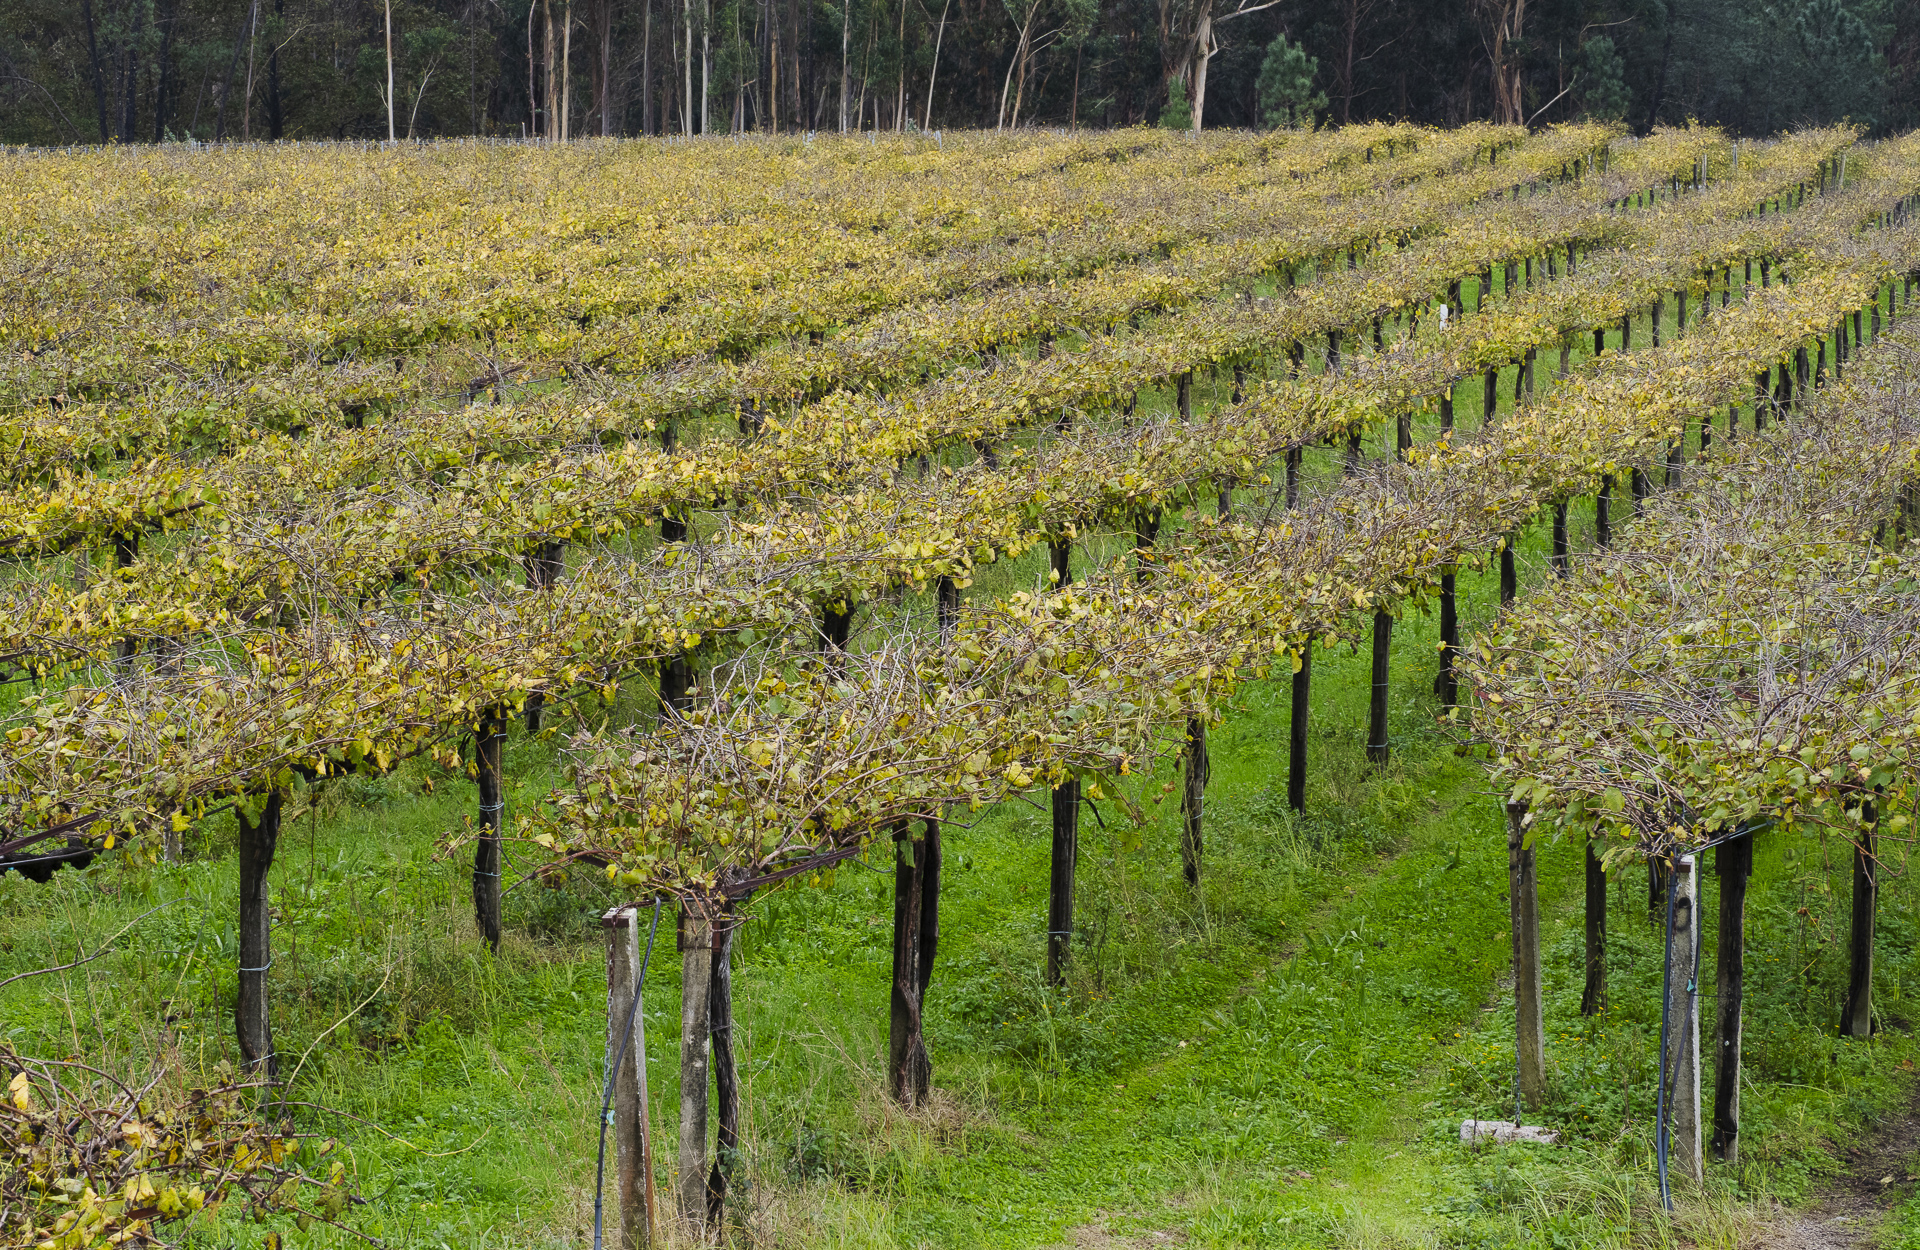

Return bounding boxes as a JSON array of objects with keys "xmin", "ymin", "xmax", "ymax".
[
  {"xmin": 1506, "ymin": 801, "xmax": 1546, "ymax": 1110},
  {"xmin": 889, "ymin": 820, "xmax": 939, "ymax": 1104},
  {"xmin": 474, "ymin": 706, "xmax": 505, "ymax": 953},
  {"xmin": 236, "ymin": 790, "xmax": 283, "ymax": 1077},
  {"xmin": 1288, "ymin": 642, "xmax": 1311, "ymax": 814},
  {"xmin": 708, "ymin": 903, "xmax": 740, "ymax": 1224},
  {"xmin": 1842, "ymin": 801, "xmax": 1878, "ymax": 1038},
  {"xmin": 1581, "ymin": 832, "xmax": 1606, "ymax": 1016},
  {"xmin": 1180, "ymin": 716, "xmax": 1207, "ymax": 886},
  {"xmin": 1713, "ymin": 830, "xmax": 1752, "ymax": 1163},
  {"xmin": 1366, "ymin": 611, "xmax": 1392, "ymax": 765}
]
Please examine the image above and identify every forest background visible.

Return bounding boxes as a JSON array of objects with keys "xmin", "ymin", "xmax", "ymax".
[{"xmin": 0, "ymin": 0, "xmax": 1916, "ymax": 149}]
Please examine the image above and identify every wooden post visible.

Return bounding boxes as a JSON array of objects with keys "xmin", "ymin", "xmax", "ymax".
[
  {"xmin": 1285, "ymin": 447, "xmax": 1301, "ymax": 509},
  {"xmin": 1482, "ymin": 367, "xmax": 1497, "ymax": 420},
  {"xmin": 1437, "ymin": 573, "xmax": 1458, "ymax": 707},
  {"xmin": 1176, "ymin": 371, "xmax": 1191, "ymax": 420},
  {"xmin": 1499, "ymin": 538, "xmax": 1516, "ymax": 607},
  {"xmin": 1651, "ymin": 294, "xmax": 1663, "ymax": 348},
  {"xmin": 603, "ymin": 906, "xmax": 657, "ymax": 1248},
  {"xmin": 1366, "ymin": 611, "xmax": 1392, "ymax": 765},
  {"xmin": 236, "ymin": 790, "xmax": 283, "ymax": 1078},
  {"xmin": 1345, "ymin": 426, "xmax": 1362, "ymax": 476},
  {"xmin": 1581, "ymin": 831, "xmax": 1606, "ymax": 1016},
  {"xmin": 677, "ymin": 903, "xmax": 712, "ymax": 1236},
  {"xmin": 889, "ymin": 824, "xmax": 932, "ymax": 1103},
  {"xmin": 1288, "ymin": 642, "xmax": 1311, "ymax": 814},
  {"xmin": 1180, "ymin": 715, "xmax": 1208, "ymax": 886},
  {"xmin": 474, "ymin": 706, "xmax": 505, "ymax": 953},
  {"xmin": 1507, "ymin": 801, "xmax": 1547, "ymax": 1110},
  {"xmin": 1713, "ymin": 831, "xmax": 1751, "ymax": 1163},
  {"xmin": 1597, "ymin": 476, "xmax": 1612, "ymax": 548},
  {"xmin": 1551, "ymin": 504, "xmax": 1568, "ymax": 576},
  {"xmin": 1842, "ymin": 802, "xmax": 1878, "ymax": 1038},
  {"xmin": 707, "ymin": 905, "xmax": 739, "ymax": 1224},
  {"xmin": 1046, "ymin": 780, "xmax": 1079, "ymax": 985},
  {"xmin": 1667, "ymin": 854, "xmax": 1703, "ymax": 1185}
]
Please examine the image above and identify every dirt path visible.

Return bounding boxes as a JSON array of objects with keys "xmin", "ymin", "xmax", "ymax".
[{"xmin": 1755, "ymin": 1083, "xmax": 1920, "ymax": 1249}]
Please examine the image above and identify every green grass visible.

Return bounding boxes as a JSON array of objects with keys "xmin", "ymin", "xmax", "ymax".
[{"xmin": 3, "ymin": 272, "xmax": 1909, "ymax": 1250}]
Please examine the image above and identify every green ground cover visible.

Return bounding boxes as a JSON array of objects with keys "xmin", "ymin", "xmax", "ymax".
[{"xmin": 3, "ymin": 284, "xmax": 1910, "ymax": 1250}]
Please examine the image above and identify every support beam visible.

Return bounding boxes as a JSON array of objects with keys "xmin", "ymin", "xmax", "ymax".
[
  {"xmin": 677, "ymin": 904, "xmax": 713, "ymax": 1236},
  {"xmin": 1664, "ymin": 854, "xmax": 1704, "ymax": 1185},
  {"xmin": 603, "ymin": 906, "xmax": 657, "ymax": 1248}
]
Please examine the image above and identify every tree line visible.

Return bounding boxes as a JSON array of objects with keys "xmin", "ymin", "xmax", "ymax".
[{"xmin": 0, "ymin": 0, "xmax": 1914, "ymax": 148}]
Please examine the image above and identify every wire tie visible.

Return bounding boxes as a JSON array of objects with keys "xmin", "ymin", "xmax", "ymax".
[{"xmin": 239, "ymin": 960, "xmax": 273, "ymax": 973}]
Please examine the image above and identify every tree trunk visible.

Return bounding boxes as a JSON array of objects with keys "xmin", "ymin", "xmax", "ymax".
[
  {"xmin": 80, "ymin": 0, "xmax": 111, "ymax": 141},
  {"xmin": 677, "ymin": 904, "xmax": 712, "ymax": 1235},
  {"xmin": 1366, "ymin": 610, "xmax": 1392, "ymax": 765},
  {"xmin": 1507, "ymin": 801, "xmax": 1547, "ymax": 1110},
  {"xmin": 266, "ymin": 0, "xmax": 284, "ymax": 138},
  {"xmin": 474, "ymin": 706, "xmax": 505, "ymax": 953},
  {"xmin": 1713, "ymin": 831, "xmax": 1751, "ymax": 1163},
  {"xmin": 1499, "ymin": 539, "xmax": 1517, "ymax": 607},
  {"xmin": 235, "ymin": 790, "xmax": 283, "ymax": 1077},
  {"xmin": 1551, "ymin": 504, "xmax": 1568, "ymax": 576},
  {"xmin": 1597, "ymin": 476, "xmax": 1612, "ymax": 548},
  {"xmin": 1842, "ymin": 804, "xmax": 1878, "ymax": 1038},
  {"xmin": 1180, "ymin": 715, "xmax": 1207, "ymax": 886},
  {"xmin": 1046, "ymin": 780, "xmax": 1079, "ymax": 985}
]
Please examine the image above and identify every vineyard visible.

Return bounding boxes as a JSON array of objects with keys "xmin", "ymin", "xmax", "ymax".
[{"xmin": 3, "ymin": 123, "xmax": 1920, "ymax": 1249}]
